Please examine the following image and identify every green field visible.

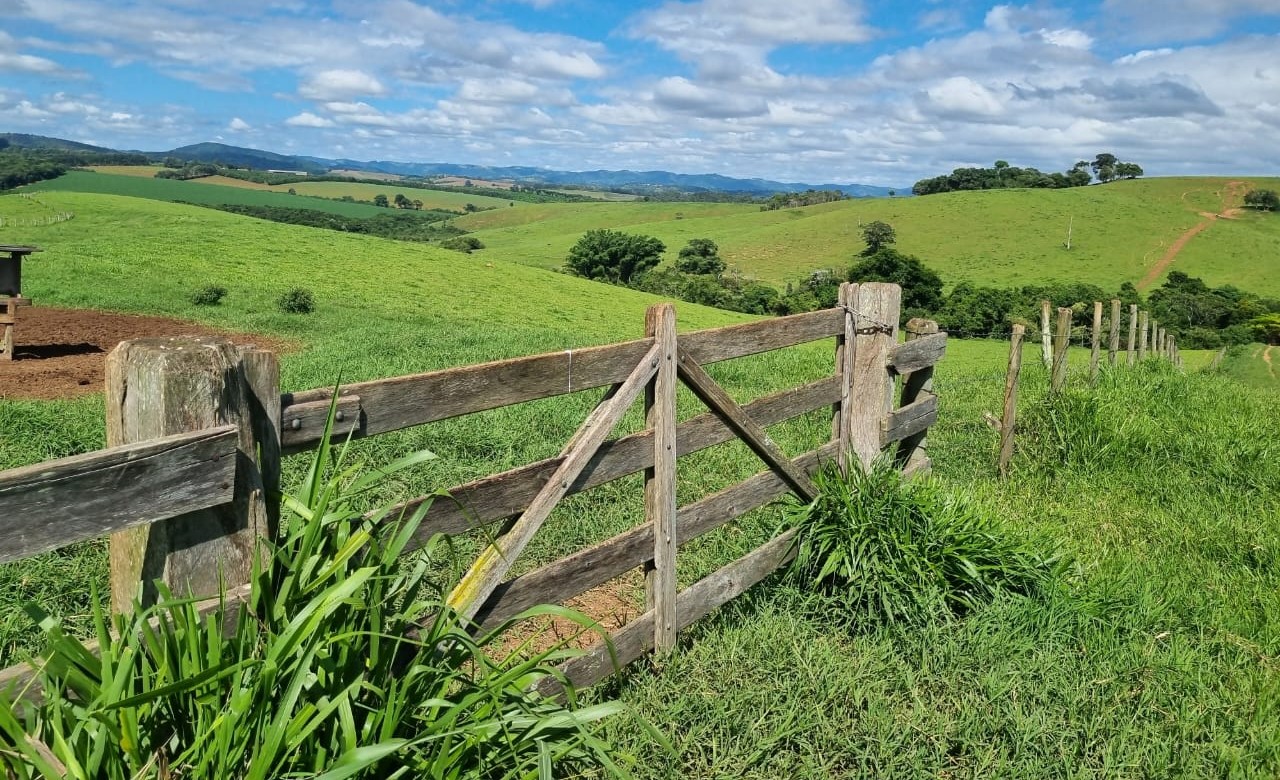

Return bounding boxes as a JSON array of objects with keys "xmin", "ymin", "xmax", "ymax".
[
  {"xmin": 25, "ymin": 170, "xmax": 399, "ymax": 218},
  {"xmin": 2, "ymin": 191, "xmax": 1279, "ymax": 777},
  {"xmin": 460, "ymin": 177, "xmax": 1280, "ymax": 297},
  {"xmin": 206, "ymin": 176, "xmax": 521, "ymax": 211},
  {"xmin": 1220, "ymin": 343, "xmax": 1278, "ymax": 388}
]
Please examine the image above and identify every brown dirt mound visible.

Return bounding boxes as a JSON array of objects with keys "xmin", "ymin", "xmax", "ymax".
[{"xmin": 0, "ymin": 307, "xmax": 288, "ymax": 401}]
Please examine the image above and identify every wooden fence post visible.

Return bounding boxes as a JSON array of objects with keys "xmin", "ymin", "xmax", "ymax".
[
  {"xmin": 848, "ymin": 282, "xmax": 901, "ymax": 471},
  {"xmin": 1139, "ymin": 311, "xmax": 1149, "ymax": 361},
  {"xmin": 1090, "ymin": 302, "xmax": 1102, "ymax": 383},
  {"xmin": 644, "ymin": 304, "xmax": 678, "ymax": 655},
  {"xmin": 999, "ymin": 324, "xmax": 1024, "ymax": 477},
  {"xmin": 1040, "ymin": 300, "xmax": 1052, "ymax": 369},
  {"xmin": 106, "ymin": 336, "xmax": 278, "ymax": 614},
  {"xmin": 1108, "ymin": 299, "xmax": 1120, "ymax": 365},
  {"xmin": 1052, "ymin": 307, "xmax": 1071, "ymax": 392},
  {"xmin": 834, "ymin": 282, "xmax": 858, "ymax": 464},
  {"xmin": 1126, "ymin": 304, "xmax": 1138, "ymax": 365},
  {"xmin": 897, "ymin": 317, "xmax": 938, "ymax": 473}
]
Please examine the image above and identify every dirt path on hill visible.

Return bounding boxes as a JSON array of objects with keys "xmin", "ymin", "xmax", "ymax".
[
  {"xmin": 1265, "ymin": 345, "xmax": 1276, "ymax": 381},
  {"xmin": 1138, "ymin": 180, "xmax": 1249, "ymax": 290}
]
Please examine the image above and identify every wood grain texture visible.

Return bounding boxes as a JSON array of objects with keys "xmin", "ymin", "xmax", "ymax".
[
  {"xmin": 643, "ymin": 304, "xmax": 678, "ymax": 654},
  {"xmin": 1090, "ymin": 301, "xmax": 1102, "ymax": 383},
  {"xmin": 833, "ymin": 283, "xmax": 857, "ymax": 448},
  {"xmin": 0, "ymin": 427, "xmax": 238, "ymax": 563},
  {"xmin": 1109, "ymin": 299, "xmax": 1121, "ymax": 366},
  {"xmin": 474, "ymin": 441, "xmax": 837, "ymax": 631},
  {"xmin": 447, "ymin": 343, "xmax": 659, "ymax": 620},
  {"xmin": 1139, "ymin": 310, "xmax": 1149, "ymax": 361},
  {"xmin": 847, "ymin": 282, "xmax": 901, "ymax": 471},
  {"xmin": 1051, "ymin": 307, "xmax": 1070, "ymax": 393},
  {"xmin": 999, "ymin": 324, "xmax": 1025, "ymax": 477},
  {"xmin": 1127, "ymin": 304, "xmax": 1138, "ymax": 366},
  {"xmin": 387, "ymin": 376, "xmax": 839, "ymax": 549},
  {"xmin": 1040, "ymin": 300, "xmax": 1052, "ymax": 368},
  {"xmin": 887, "ymin": 331, "xmax": 946, "ymax": 375},
  {"xmin": 681, "ymin": 308, "xmax": 842, "ymax": 365},
  {"xmin": 677, "ymin": 349, "xmax": 816, "ymax": 502},
  {"xmin": 896, "ymin": 318, "xmax": 939, "ymax": 473},
  {"xmin": 880, "ymin": 394, "xmax": 938, "ymax": 446},
  {"xmin": 279, "ymin": 394, "xmax": 362, "ymax": 453},
  {"xmin": 105, "ymin": 336, "xmax": 270, "ymax": 614}
]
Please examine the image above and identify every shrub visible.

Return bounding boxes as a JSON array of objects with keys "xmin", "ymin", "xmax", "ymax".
[
  {"xmin": 276, "ymin": 287, "xmax": 315, "ymax": 314},
  {"xmin": 441, "ymin": 236, "xmax": 485, "ymax": 253},
  {"xmin": 0, "ymin": 408, "xmax": 629, "ymax": 778},
  {"xmin": 189, "ymin": 284, "xmax": 227, "ymax": 306},
  {"xmin": 783, "ymin": 460, "xmax": 1061, "ymax": 628}
]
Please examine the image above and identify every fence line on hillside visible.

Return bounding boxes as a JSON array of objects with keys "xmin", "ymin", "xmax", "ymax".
[
  {"xmin": 997, "ymin": 299, "xmax": 1178, "ymax": 475},
  {"xmin": 0, "ymin": 281, "xmax": 946, "ymax": 704}
]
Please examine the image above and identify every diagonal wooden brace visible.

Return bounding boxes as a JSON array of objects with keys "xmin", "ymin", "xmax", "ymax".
[
  {"xmin": 676, "ymin": 348, "xmax": 816, "ymax": 503},
  {"xmin": 447, "ymin": 342, "xmax": 661, "ymax": 621}
]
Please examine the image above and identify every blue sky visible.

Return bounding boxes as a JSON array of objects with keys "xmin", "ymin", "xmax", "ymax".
[{"xmin": 2, "ymin": 0, "xmax": 1279, "ymax": 185}]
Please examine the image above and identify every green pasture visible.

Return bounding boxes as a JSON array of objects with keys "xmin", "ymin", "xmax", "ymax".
[
  {"xmin": 1220, "ymin": 344, "xmax": 1278, "ymax": 389},
  {"xmin": 24, "ymin": 170, "xmax": 395, "ymax": 218},
  {"xmin": 461, "ymin": 177, "xmax": 1280, "ymax": 297},
  {"xmin": 1, "ymin": 193, "xmax": 1279, "ymax": 777},
  {"xmin": 246, "ymin": 179, "xmax": 519, "ymax": 211}
]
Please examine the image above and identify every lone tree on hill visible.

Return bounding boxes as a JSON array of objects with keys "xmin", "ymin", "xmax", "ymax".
[
  {"xmin": 860, "ymin": 220, "xmax": 896, "ymax": 255},
  {"xmin": 566, "ymin": 229, "xmax": 666, "ymax": 284},
  {"xmin": 848, "ymin": 248, "xmax": 943, "ymax": 313},
  {"xmin": 675, "ymin": 238, "xmax": 725, "ymax": 275}
]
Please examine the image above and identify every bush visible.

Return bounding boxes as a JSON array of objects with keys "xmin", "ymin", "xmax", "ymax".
[
  {"xmin": 783, "ymin": 460, "xmax": 1061, "ymax": 628},
  {"xmin": 441, "ymin": 236, "xmax": 485, "ymax": 253},
  {"xmin": 189, "ymin": 284, "xmax": 227, "ymax": 306},
  {"xmin": 276, "ymin": 287, "xmax": 315, "ymax": 314},
  {"xmin": 0, "ymin": 412, "xmax": 629, "ymax": 778}
]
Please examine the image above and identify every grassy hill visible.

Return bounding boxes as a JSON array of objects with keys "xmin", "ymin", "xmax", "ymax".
[
  {"xmin": 2, "ymin": 190, "xmax": 1278, "ymax": 777},
  {"xmin": 462, "ymin": 177, "xmax": 1280, "ymax": 297}
]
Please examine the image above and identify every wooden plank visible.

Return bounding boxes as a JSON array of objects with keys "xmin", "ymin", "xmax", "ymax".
[
  {"xmin": 847, "ymin": 283, "xmax": 901, "ymax": 471},
  {"xmin": 389, "ymin": 376, "xmax": 840, "ymax": 548},
  {"xmin": 887, "ymin": 331, "xmax": 947, "ymax": 375},
  {"xmin": 1051, "ymin": 307, "xmax": 1070, "ymax": 392},
  {"xmin": 474, "ymin": 440, "xmax": 837, "ymax": 631},
  {"xmin": 0, "ymin": 427, "xmax": 238, "ymax": 563},
  {"xmin": 1108, "ymin": 299, "xmax": 1121, "ymax": 366},
  {"xmin": 676, "ymin": 349, "xmax": 816, "ymax": 502},
  {"xmin": 681, "ymin": 308, "xmax": 842, "ymax": 366},
  {"xmin": 896, "ymin": 319, "xmax": 939, "ymax": 474},
  {"xmin": 1127, "ymin": 304, "xmax": 1138, "ymax": 365},
  {"xmin": 446, "ymin": 343, "xmax": 659, "ymax": 620},
  {"xmin": 643, "ymin": 304, "xmax": 678, "ymax": 654},
  {"xmin": 880, "ymin": 394, "xmax": 938, "ymax": 446},
  {"xmin": 833, "ymin": 283, "xmax": 857, "ymax": 448},
  {"xmin": 241, "ymin": 348, "xmax": 282, "ymax": 540},
  {"xmin": 1139, "ymin": 310, "xmax": 1149, "ymax": 361},
  {"xmin": 1090, "ymin": 301, "xmax": 1102, "ymax": 383},
  {"xmin": 281, "ymin": 338, "xmax": 655, "ymax": 449},
  {"xmin": 998, "ymin": 324, "xmax": 1025, "ymax": 477},
  {"xmin": 1040, "ymin": 300, "xmax": 1052, "ymax": 368},
  {"xmin": 535, "ymin": 529, "xmax": 798, "ymax": 695},
  {"xmin": 280, "ymin": 394, "xmax": 363, "ymax": 452}
]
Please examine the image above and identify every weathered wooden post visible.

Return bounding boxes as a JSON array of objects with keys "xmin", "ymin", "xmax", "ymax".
[
  {"xmin": 644, "ymin": 303, "xmax": 678, "ymax": 655},
  {"xmin": 1108, "ymin": 299, "xmax": 1121, "ymax": 365},
  {"xmin": 847, "ymin": 282, "xmax": 901, "ymax": 471},
  {"xmin": 896, "ymin": 317, "xmax": 938, "ymax": 474},
  {"xmin": 1127, "ymin": 304, "xmax": 1138, "ymax": 365},
  {"xmin": 106, "ymin": 336, "xmax": 279, "ymax": 614},
  {"xmin": 1052, "ymin": 307, "xmax": 1071, "ymax": 392},
  {"xmin": 833, "ymin": 282, "xmax": 858, "ymax": 449},
  {"xmin": 1090, "ymin": 302, "xmax": 1102, "ymax": 383},
  {"xmin": 1040, "ymin": 300, "xmax": 1052, "ymax": 369},
  {"xmin": 1139, "ymin": 311, "xmax": 1149, "ymax": 361},
  {"xmin": 999, "ymin": 324, "xmax": 1025, "ymax": 477}
]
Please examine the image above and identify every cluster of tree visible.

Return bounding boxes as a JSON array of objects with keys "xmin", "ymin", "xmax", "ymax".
[
  {"xmin": 760, "ymin": 190, "xmax": 846, "ymax": 211},
  {"xmin": 197, "ymin": 203, "xmax": 465, "ymax": 243},
  {"xmin": 155, "ymin": 163, "xmax": 220, "ymax": 180},
  {"xmin": 0, "ymin": 151, "xmax": 66, "ymax": 190},
  {"xmin": 369, "ymin": 193, "xmax": 431, "ymax": 210},
  {"xmin": 912, "ymin": 154, "xmax": 1143, "ymax": 195},
  {"xmin": 1244, "ymin": 189, "xmax": 1279, "ymax": 211},
  {"xmin": 629, "ymin": 239, "xmax": 782, "ymax": 315}
]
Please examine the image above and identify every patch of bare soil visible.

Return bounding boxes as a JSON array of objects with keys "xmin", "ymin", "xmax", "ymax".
[
  {"xmin": 1138, "ymin": 180, "xmax": 1251, "ymax": 291},
  {"xmin": 494, "ymin": 572, "xmax": 642, "ymax": 660},
  {"xmin": 0, "ymin": 307, "xmax": 288, "ymax": 400}
]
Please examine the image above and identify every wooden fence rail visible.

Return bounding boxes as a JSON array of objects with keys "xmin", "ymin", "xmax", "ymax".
[{"xmin": 1, "ymin": 282, "xmax": 946, "ymax": 702}]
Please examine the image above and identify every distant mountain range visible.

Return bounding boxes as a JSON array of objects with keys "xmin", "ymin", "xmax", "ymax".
[{"xmin": 3, "ymin": 134, "xmax": 899, "ymax": 197}]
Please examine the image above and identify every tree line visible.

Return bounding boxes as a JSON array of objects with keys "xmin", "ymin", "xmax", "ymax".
[
  {"xmin": 912, "ymin": 154, "xmax": 1142, "ymax": 196},
  {"xmin": 195, "ymin": 203, "xmax": 466, "ymax": 243},
  {"xmin": 561, "ymin": 221, "xmax": 1278, "ymax": 347},
  {"xmin": 0, "ymin": 145, "xmax": 148, "ymax": 190}
]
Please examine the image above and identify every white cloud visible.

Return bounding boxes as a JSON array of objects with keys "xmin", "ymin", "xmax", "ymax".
[
  {"xmin": 227, "ymin": 116, "xmax": 251, "ymax": 131},
  {"xmin": 299, "ymin": 69, "xmax": 388, "ymax": 100},
  {"xmin": 285, "ymin": 111, "xmax": 334, "ymax": 128}
]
